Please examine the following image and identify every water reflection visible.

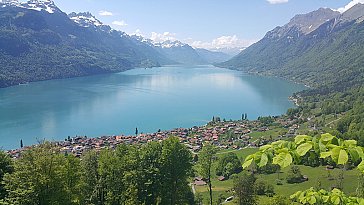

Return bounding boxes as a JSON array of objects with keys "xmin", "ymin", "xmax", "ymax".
[{"xmin": 0, "ymin": 65, "xmax": 305, "ymax": 149}]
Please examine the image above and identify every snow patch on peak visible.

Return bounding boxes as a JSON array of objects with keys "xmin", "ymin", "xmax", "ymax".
[
  {"xmin": 130, "ymin": 35, "xmax": 155, "ymax": 46},
  {"xmin": 68, "ymin": 12, "xmax": 103, "ymax": 28},
  {"xmin": 154, "ymin": 40, "xmax": 187, "ymax": 48},
  {"xmin": 1, "ymin": 0, "xmax": 21, "ymax": 7},
  {"xmin": 27, "ymin": 0, "xmax": 56, "ymax": 13},
  {"xmin": 1, "ymin": 0, "xmax": 58, "ymax": 14}
]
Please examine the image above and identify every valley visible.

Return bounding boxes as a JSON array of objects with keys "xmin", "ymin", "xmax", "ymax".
[{"xmin": 0, "ymin": 0, "xmax": 364, "ymax": 205}]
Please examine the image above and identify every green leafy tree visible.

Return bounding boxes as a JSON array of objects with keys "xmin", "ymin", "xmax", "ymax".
[
  {"xmin": 265, "ymin": 195, "xmax": 291, "ymax": 205},
  {"xmin": 233, "ymin": 172, "xmax": 257, "ymax": 205},
  {"xmin": 0, "ymin": 151, "xmax": 12, "ymax": 200},
  {"xmin": 198, "ymin": 143, "xmax": 217, "ymax": 205},
  {"xmin": 1, "ymin": 143, "xmax": 70, "ymax": 205},
  {"xmin": 286, "ymin": 165, "xmax": 304, "ymax": 184},
  {"xmin": 216, "ymin": 152, "xmax": 241, "ymax": 178},
  {"xmin": 64, "ymin": 155, "xmax": 82, "ymax": 204},
  {"xmin": 160, "ymin": 137, "xmax": 193, "ymax": 205},
  {"xmin": 98, "ymin": 148, "xmax": 125, "ymax": 205},
  {"xmin": 356, "ymin": 174, "xmax": 364, "ymax": 198},
  {"xmin": 137, "ymin": 142, "xmax": 163, "ymax": 205},
  {"xmin": 80, "ymin": 149, "xmax": 102, "ymax": 205},
  {"xmin": 242, "ymin": 133, "xmax": 364, "ymax": 204}
]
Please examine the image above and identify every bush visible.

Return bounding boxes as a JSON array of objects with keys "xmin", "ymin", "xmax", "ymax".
[
  {"xmin": 254, "ymin": 179, "xmax": 275, "ymax": 196},
  {"xmin": 257, "ymin": 163, "xmax": 280, "ymax": 174},
  {"xmin": 255, "ymin": 179, "xmax": 267, "ymax": 195},
  {"xmin": 265, "ymin": 195, "xmax": 291, "ymax": 205},
  {"xmin": 266, "ymin": 184, "xmax": 275, "ymax": 197},
  {"xmin": 286, "ymin": 166, "xmax": 304, "ymax": 184},
  {"xmin": 275, "ymin": 179, "xmax": 283, "ymax": 185}
]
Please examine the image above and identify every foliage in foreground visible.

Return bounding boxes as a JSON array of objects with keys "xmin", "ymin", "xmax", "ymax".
[
  {"xmin": 242, "ymin": 133, "xmax": 364, "ymax": 204},
  {"xmin": 291, "ymin": 188, "xmax": 364, "ymax": 205},
  {"xmin": 0, "ymin": 137, "xmax": 194, "ymax": 205}
]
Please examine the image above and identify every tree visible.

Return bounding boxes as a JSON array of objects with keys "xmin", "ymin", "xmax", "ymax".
[
  {"xmin": 137, "ymin": 142, "xmax": 163, "ymax": 205},
  {"xmin": 242, "ymin": 133, "xmax": 364, "ymax": 204},
  {"xmin": 217, "ymin": 193, "xmax": 225, "ymax": 205},
  {"xmin": 233, "ymin": 172, "xmax": 257, "ymax": 205},
  {"xmin": 135, "ymin": 127, "xmax": 139, "ymax": 136},
  {"xmin": 265, "ymin": 195, "xmax": 291, "ymax": 205},
  {"xmin": 198, "ymin": 143, "xmax": 217, "ymax": 205},
  {"xmin": 0, "ymin": 151, "xmax": 12, "ymax": 200},
  {"xmin": 286, "ymin": 165, "xmax": 304, "ymax": 184},
  {"xmin": 216, "ymin": 152, "xmax": 241, "ymax": 178},
  {"xmin": 1, "ymin": 143, "xmax": 70, "ymax": 205},
  {"xmin": 80, "ymin": 149, "xmax": 102, "ymax": 205},
  {"xmin": 160, "ymin": 137, "xmax": 193, "ymax": 205},
  {"xmin": 64, "ymin": 155, "xmax": 82, "ymax": 204},
  {"xmin": 356, "ymin": 174, "xmax": 364, "ymax": 198},
  {"xmin": 195, "ymin": 193, "xmax": 203, "ymax": 205}
]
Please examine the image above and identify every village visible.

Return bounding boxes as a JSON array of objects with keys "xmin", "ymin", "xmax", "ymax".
[{"xmin": 6, "ymin": 114, "xmax": 302, "ymax": 159}]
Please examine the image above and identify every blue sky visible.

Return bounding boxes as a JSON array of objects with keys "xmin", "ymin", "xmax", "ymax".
[{"xmin": 53, "ymin": 0, "xmax": 358, "ymax": 48}]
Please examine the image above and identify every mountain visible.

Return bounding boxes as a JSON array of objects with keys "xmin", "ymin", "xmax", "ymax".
[
  {"xmin": 0, "ymin": 0, "xmax": 170, "ymax": 87},
  {"xmin": 1, "ymin": 0, "xmax": 61, "ymax": 13},
  {"xmin": 209, "ymin": 47, "xmax": 245, "ymax": 57},
  {"xmin": 195, "ymin": 48, "xmax": 232, "ymax": 64},
  {"xmin": 152, "ymin": 40, "xmax": 207, "ymax": 65},
  {"xmin": 131, "ymin": 36, "xmax": 225, "ymax": 65},
  {"xmin": 131, "ymin": 35, "xmax": 232, "ymax": 64},
  {"xmin": 218, "ymin": 5, "xmax": 364, "ymax": 89}
]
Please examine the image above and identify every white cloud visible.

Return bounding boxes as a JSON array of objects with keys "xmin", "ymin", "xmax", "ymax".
[
  {"xmin": 112, "ymin": 20, "xmax": 128, "ymax": 27},
  {"xmin": 336, "ymin": 0, "xmax": 364, "ymax": 13},
  {"xmin": 99, "ymin": 10, "xmax": 113, "ymax": 16},
  {"xmin": 150, "ymin": 32, "xmax": 177, "ymax": 42},
  {"xmin": 267, "ymin": 0, "xmax": 289, "ymax": 4},
  {"xmin": 189, "ymin": 35, "xmax": 257, "ymax": 49}
]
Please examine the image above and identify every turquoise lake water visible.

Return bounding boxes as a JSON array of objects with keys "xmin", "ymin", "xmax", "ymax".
[{"xmin": 0, "ymin": 65, "xmax": 306, "ymax": 149}]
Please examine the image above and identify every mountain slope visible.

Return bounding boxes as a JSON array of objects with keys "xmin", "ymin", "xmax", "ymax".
[
  {"xmin": 0, "ymin": 1, "xmax": 169, "ymax": 87},
  {"xmin": 152, "ymin": 40, "xmax": 207, "ymax": 65},
  {"xmin": 219, "ymin": 5, "xmax": 364, "ymax": 89},
  {"xmin": 195, "ymin": 48, "xmax": 232, "ymax": 64}
]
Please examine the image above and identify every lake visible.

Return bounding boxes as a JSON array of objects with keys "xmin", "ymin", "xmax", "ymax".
[{"xmin": 0, "ymin": 65, "xmax": 306, "ymax": 149}]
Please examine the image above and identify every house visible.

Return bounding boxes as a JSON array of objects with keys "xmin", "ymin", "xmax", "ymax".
[
  {"xmin": 217, "ymin": 176, "xmax": 226, "ymax": 181},
  {"xmin": 194, "ymin": 180, "xmax": 207, "ymax": 186}
]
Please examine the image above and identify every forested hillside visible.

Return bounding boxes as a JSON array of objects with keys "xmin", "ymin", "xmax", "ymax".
[
  {"xmin": 0, "ymin": 2, "xmax": 169, "ymax": 88},
  {"xmin": 219, "ymin": 5, "xmax": 364, "ymax": 89},
  {"xmin": 219, "ymin": 4, "xmax": 364, "ymax": 145}
]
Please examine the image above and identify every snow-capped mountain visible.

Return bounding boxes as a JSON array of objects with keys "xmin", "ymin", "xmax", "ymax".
[
  {"xmin": 131, "ymin": 36, "xmax": 188, "ymax": 49},
  {"xmin": 68, "ymin": 12, "xmax": 131, "ymax": 38},
  {"xmin": 68, "ymin": 12, "xmax": 103, "ymax": 28},
  {"xmin": 130, "ymin": 35, "xmax": 232, "ymax": 64},
  {"xmin": 130, "ymin": 36, "xmax": 206, "ymax": 64},
  {"xmin": 1, "ymin": 0, "xmax": 60, "ymax": 14},
  {"xmin": 153, "ymin": 40, "xmax": 187, "ymax": 48}
]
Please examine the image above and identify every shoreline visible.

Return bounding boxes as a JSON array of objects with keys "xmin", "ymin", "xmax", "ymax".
[{"xmin": 6, "ymin": 112, "xmax": 301, "ymax": 159}]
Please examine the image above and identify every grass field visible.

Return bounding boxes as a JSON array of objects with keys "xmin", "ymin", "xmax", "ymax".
[{"xmin": 195, "ymin": 148, "xmax": 361, "ymax": 204}]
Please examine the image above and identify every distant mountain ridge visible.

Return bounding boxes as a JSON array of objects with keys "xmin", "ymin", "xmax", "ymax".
[
  {"xmin": 131, "ymin": 35, "xmax": 231, "ymax": 65},
  {"xmin": 219, "ymin": 4, "xmax": 364, "ymax": 89}
]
